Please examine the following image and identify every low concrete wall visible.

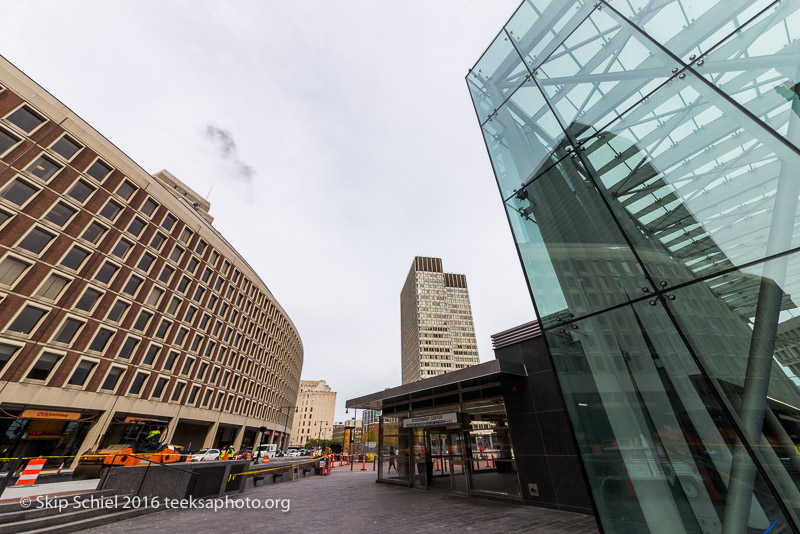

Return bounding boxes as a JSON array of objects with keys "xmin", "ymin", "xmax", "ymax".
[{"xmin": 99, "ymin": 459, "xmax": 320, "ymax": 500}]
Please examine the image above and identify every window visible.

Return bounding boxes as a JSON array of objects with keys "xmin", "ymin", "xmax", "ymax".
[
  {"xmin": 151, "ymin": 376, "xmax": 168, "ymax": 398},
  {"xmin": 100, "ymin": 200, "xmax": 123, "ymax": 221},
  {"xmin": 129, "ymin": 372, "xmax": 148, "ymax": 395},
  {"xmin": 8, "ymin": 306, "xmax": 46, "ymax": 334},
  {"xmin": 171, "ymin": 382, "xmax": 186, "ymax": 401},
  {"xmin": 94, "ymin": 262, "xmax": 118, "ymax": 284},
  {"xmin": 127, "ymin": 217, "xmax": 146, "ymax": 237},
  {"xmin": 116, "ymin": 180, "xmax": 136, "ymax": 199},
  {"xmin": 167, "ymin": 296, "xmax": 181, "ymax": 315},
  {"xmin": 190, "ymin": 334, "xmax": 202, "ymax": 352},
  {"xmin": 164, "ymin": 352, "xmax": 178, "ymax": 371},
  {"xmin": 0, "ymin": 343, "xmax": 19, "ymax": 372},
  {"xmin": 107, "ymin": 300, "xmax": 129, "ymax": 322},
  {"xmin": 209, "ymin": 250, "xmax": 220, "ymax": 266},
  {"xmin": 196, "ymin": 240, "xmax": 207, "ymax": 254},
  {"xmin": 207, "ymin": 294, "xmax": 218, "ymax": 311},
  {"xmin": 138, "ymin": 252, "xmax": 156, "ymax": 273},
  {"xmin": 89, "ymin": 328, "xmax": 114, "ymax": 352},
  {"xmin": 67, "ymin": 180, "xmax": 94, "ymax": 203},
  {"xmin": 6, "ymin": 105, "xmax": 45, "ymax": 133},
  {"xmin": 26, "ymin": 352, "xmax": 61, "ymax": 381},
  {"xmin": 36, "ymin": 274, "xmax": 69, "ymax": 300},
  {"xmin": 179, "ymin": 228, "xmax": 192, "ymax": 243},
  {"xmin": 60, "ymin": 247, "xmax": 89, "ymax": 271},
  {"xmin": 18, "ymin": 227, "xmax": 55, "ymax": 255},
  {"xmin": 162, "ymin": 213, "xmax": 177, "ymax": 231},
  {"xmin": 74, "ymin": 287, "xmax": 102, "ymax": 311},
  {"xmin": 193, "ymin": 286, "xmax": 205, "ymax": 302},
  {"xmin": 175, "ymin": 327, "xmax": 188, "ymax": 345},
  {"xmin": 147, "ymin": 286, "xmax": 164, "ymax": 306},
  {"xmin": 0, "ymin": 208, "xmax": 10, "ymax": 226},
  {"xmin": 141, "ymin": 197, "xmax": 158, "ymax": 217},
  {"xmin": 214, "ymin": 278, "xmax": 224, "ymax": 291},
  {"xmin": 202, "ymin": 389, "xmax": 213, "ymax": 407},
  {"xmin": 159, "ymin": 265, "xmax": 174, "ymax": 283},
  {"xmin": 155, "ymin": 319, "xmax": 171, "ymax": 339},
  {"xmin": 0, "ymin": 127, "xmax": 20, "ymax": 154},
  {"xmin": 1, "ymin": 179, "xmax": 38, "ymax": 205},
  {"xmin": 118, "ymin": 337, "xmax": 139, "ymax": 359},
  {"xmin": 101, "ymin": 367, "xmax": 124, "ymax": 391},
  {"xmin": 199, "ymin": 314, "xmax": 210, "ymax": 330},
  {"xmin": 50, "ymin": 135, "xmax": 81, "ymax": 160},
  {"xmin": 181, "ymin": 357, "xmax": 194, "ymax": 375},
  {"xmin": 67, "ymin": 360, "xmax": 96, "ymax": 386},
  {"xmin": 187, "ymin": 257, "xmax": 199, "ymax": 273},
  {"xmin": 197, "ymin": 361, "xmax": 208, "ymax": 379},
  {"xmin": 150, "ymin": 232, "xmax": 166, "ymax": 250},
  {"xmin": 185, "ymin": 306, "xmax": 197, "ymax": 322},
  {"xmin": 112, "ymin": 238, "xmax": 133, "ymax": 259},
  {"xmin": 82, "ymin": 222, "xmax": 107, "ymax": 244},
  {"xmin": 143, "ymin": 345, "xmax": 160, "ymax": 365},
  {"xmin": 178, "ymin": 276, "xmax": 190, "ymax": 293},
  {"xmin": 54, "ymin": 318, "xmax": 84, "ymax": 344},
  {"xmin": 169, "ymin": 246, "xmax": 184, "ymax": 263},
  {"xmin": 122, "ymin": 275, "xmax": 143, "ymax": 296},
  {"xmin": 188, "ymin": 385, "xmax": 200, "ymax": 404},
  {"xmin": 133, "ymin": 310, "xmax": 152, "ymax": 331},
  {"xmin": 86, "ymin": 160, "xmax": 112, "ymax": 181},
  {"xmin": 202, "ymin": 267, "xmax": 212, "ymax": 283},
  {"xmin": 26, "ymin": 156, "xmax": 60, "ymax": 181},
  {"xmin": 0, "ymin": 256, "xmax": 30, "ymax": 286},
  {"xmin": 44, "ymin": 202, "xmax": 76, "ymax": 227}
]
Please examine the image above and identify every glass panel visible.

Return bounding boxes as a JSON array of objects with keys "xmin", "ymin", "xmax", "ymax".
[
  {"xmin": 546, "ymin": 299, "xmax": 791, "ymax": 533},
  {"xmin": 45, "ymin": 202, "xmax": 77, "ymax": 227},
  {"xmin": 468, "ymin": 30, "xmax": 529, "ymax": 125},
  {"xmin": 50, "ymin": 136, "xmax": 81, "ymax": 160},
  {"xmin": 482, "ymin": 78, "xmax": 569, "ymax": 198},
  {"xmin": 26, "ymin": 156, "xmax": 60, "ymax": 181},
  {"xmin": 578, "ymin": 66, "xmax": 800, "ymax": 288},
  {"xmin": 0, "ymin": 127, "xmax": 19, "ymax": 154},
  {"xmin": 6, "ymin": 106, "xmax": 44, "ymax": 133},
  {"xmin": 535, "ymin": 6, "xmax": 682, "ymax": 142},
  {"xmin": 8, "ymin": 306, "xmax": 46, "ymax": 334},
  {"xmin": 504, "ymin": 0, "xmax": 593, "ymax": 72},
  {"xmin": 1, "ymin": 179, "xmax": 37, "ymax": 205},
  {"xmin": 613, "ymin": 0, "xmax": 773, "ymax": 61},
  {"xmin": 412, "ymin": 428, "xmax": 428, "ymax": 488},
  {"xmin": 18, "ymin": 228, "xmax": 54, "ymax": 254},
  {"xmin": 694, "ymin": 1, "xmax": 800, "ymax": 151},
  {"xmin": 505, "ymin": 155, "xmax": 651, "ymax": 328},
  {"xmin": 665, "ymin": 251, "xmax": 800, "ymax": 522}
]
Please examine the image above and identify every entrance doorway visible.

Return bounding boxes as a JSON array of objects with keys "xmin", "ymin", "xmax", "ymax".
[{"xmin": 427, "ymin": 428, "xmax": 468, "ymax": 493}]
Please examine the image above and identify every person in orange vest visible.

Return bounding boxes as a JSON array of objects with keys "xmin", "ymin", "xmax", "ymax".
[{"xmin": 221, "ymin": 446, "xmax": 229, "ymax": 460}]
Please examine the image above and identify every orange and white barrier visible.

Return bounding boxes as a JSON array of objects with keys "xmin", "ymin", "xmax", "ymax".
[
  {"xmin": 14, "ymin": 458, "xmax": 47, "ymax": 487},
  {"xmin": 55, "ymin": 461, "xmax": 65, "ymax": 475}
]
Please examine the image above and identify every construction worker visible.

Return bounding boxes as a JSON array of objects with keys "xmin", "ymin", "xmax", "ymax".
[
  {"xmin": 145, "ymin": 427, "xmax": 161, "ymax": 442},
  {"xmin": 227, "ymin": 445, "xmax": 235, "ymax": 459}
]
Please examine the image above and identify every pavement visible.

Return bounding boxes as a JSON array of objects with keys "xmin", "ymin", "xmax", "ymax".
[{"xmin": 77, "ymin": 467, "xmax": 599, "ymax": 533}]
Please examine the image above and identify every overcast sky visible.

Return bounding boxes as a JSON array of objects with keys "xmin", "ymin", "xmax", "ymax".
[{"xmin": 0, "ymin": 0, "xmax": 533, "ymax": 420}]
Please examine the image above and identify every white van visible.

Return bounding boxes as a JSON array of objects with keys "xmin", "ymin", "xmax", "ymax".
[{"xmin": 254, "ymin": 443, "xmax": 277, "ymax": 460}]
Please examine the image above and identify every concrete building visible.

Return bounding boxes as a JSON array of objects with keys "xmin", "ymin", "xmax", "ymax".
[
  {"xmin": 288, "ymin": 379, "xmax": 336, "ymax": 447},
  {"xmin": 400, "ymin": 257, "xmax": 480, "ymax": 384},
  {"xmin": 332, "ymin": 418, "xmax": 363, "ymax": 446},
  {"xmin": 0, "ymin": 55, "xmax": 303, "ymax": 468}
]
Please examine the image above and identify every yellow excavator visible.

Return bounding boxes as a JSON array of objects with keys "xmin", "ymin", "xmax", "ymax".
[{"xmin": 72, "ymin": 419, "xmax": 182, "ymax": 480}]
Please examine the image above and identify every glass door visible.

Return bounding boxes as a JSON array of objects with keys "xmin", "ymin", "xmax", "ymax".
[{"xmin": 448, "ymin": 430, "xmax": 468, "ymax": 494}]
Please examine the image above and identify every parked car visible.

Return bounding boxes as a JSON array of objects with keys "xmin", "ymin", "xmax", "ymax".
[
  {"xmin": 189, "ymin": 449, "xmax": 220, "ymax": 462},
  {"xmin": 234, "ymin": 449, "xmax": 253, "ymax": 460},
  {"xmin": 275, "ymin": 450, "xmax": 286, "ymax": 458},
  {"xmin": 287, "ymin": 450, "xmax": 302, "ymax": 457}
]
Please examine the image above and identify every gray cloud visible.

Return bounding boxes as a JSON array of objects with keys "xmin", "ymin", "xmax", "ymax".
[{"xmin": 205, "ymin": 124, "xmax": 255, "ymax": 183}]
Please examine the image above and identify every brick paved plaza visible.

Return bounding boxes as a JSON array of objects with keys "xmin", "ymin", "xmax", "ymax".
[{"xmin": 80, "ymin": 469, "xmax": 599, "ymax": 533}]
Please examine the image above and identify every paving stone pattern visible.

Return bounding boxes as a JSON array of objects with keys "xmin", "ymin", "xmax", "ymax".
[{"xmin": 79, "ymin": 469, "xmax": 599, "ymax": 534}]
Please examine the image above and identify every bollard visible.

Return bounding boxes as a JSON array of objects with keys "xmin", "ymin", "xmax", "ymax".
[
  {"xmin": 361, "ymin": 454, "xmax": 367, "ymax": 471},
  {"xmin": 55, "ymin": 461, "xmax": 65, "ymax": 475}
]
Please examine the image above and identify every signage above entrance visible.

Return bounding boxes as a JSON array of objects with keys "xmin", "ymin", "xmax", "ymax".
[
  {"xmin": 402, "ymin": 412, "xmax": 458, "ymax": 428},
  {"xmin": 20, "ymin": 409, "xmax": 81, "ymax": 421}
]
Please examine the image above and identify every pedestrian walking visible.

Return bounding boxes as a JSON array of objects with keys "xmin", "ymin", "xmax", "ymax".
[{"xmin": 387, "ymin": 446, "xmax": 396, "ymax": 473}]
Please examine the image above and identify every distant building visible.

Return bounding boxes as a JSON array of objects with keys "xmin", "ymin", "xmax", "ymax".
[
  {"xmin": 332, "ymin": 418, "xmax": 362, "ymax": 446},
  {"xmin": 400, "ymin": 257, "xmax": 479, "ymax": 384},
  {"xmin": 362, "ymin": 409, "xmax": 381, "ymax": 426},
  {"xmin": 288, "ymin": 379, "xmax": 336, "ymax": 447}
]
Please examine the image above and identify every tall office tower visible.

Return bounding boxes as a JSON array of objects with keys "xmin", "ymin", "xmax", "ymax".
[
  {"xmin": 400, "ymin": 257, "xmax": 479, "ymax": 384},
  {"xmin": 288, "ymin": 379, "xmax": 336, "ymax": 447}
]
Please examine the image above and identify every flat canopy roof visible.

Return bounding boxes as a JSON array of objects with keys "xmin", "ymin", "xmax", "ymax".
[{"xmin": 346, "ymin": 359, "xmax": 527, "ymax": 411}]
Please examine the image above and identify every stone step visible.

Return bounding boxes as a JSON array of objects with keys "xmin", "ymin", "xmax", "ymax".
[{"xmin": 19, "ymin": 506, "xmax": 157, "ymax": 534}]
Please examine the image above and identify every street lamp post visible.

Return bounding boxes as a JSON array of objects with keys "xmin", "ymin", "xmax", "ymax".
[
  {"xmin": 346, "ymin": 408, "xmax": 358, "ymax": 471},
  {"xmin": 275, "ymin": 405, "xmax": 297, "ymax": 452}
]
